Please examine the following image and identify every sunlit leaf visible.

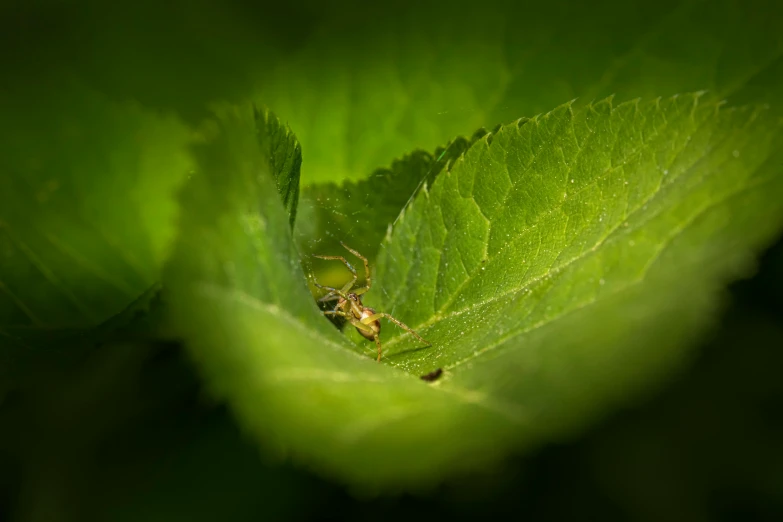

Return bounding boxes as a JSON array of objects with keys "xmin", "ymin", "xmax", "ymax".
[
  {"xmin": 296, "ymin": 131, "xmax": 485, "ymax": 286},
  {"xmin": 254, "ymin": 0, "xmax": 783, "ymax": 184},
  {"xmin": 164, "ymin": 94, "xmax": 783, "ymax": 489},
  {"xmin": 255, "ymin": 106, "xmax": 302, "ymax": 228}
]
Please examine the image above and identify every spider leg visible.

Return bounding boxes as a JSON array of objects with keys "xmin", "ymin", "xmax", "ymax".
[
  {"xmin": 313, "ymin": 254, "xmax": 358, "ymax": 293},
  {"xmin": 347, "ymin": 317, "xmax": 374, "ymax": 334},
  {"xmin": 349, "ymin": 319, "xmax": 382, "ymax": 362},
  {"xmin": 336, "ymin": 312, "xmax": 381, "ymax": 362},
  {"xmin": 343, "ymin": 318, "xmax": 383, "ymax": 362},
  {"xmin": 312, "ymin": 274, "xmax": 348, "ymax": 301},
  {"xmin": 318, "ymin": 291, "xmax": 340, "ymax": 303},
  {"xmin": 322, "ymin": 304, "xmax": 387, "ymax": 362},
  {"xmin": 363, "ymin": 312, "xmax": 430, "ymax": 346},
  {"xmin": 340, "ymin": 242, "xmax": 371, "ymax": 292},
  {"xmin": 313, "ymin": 282, "xmax": 341, "ymax": 293},
  {"xmin": 324, "ymin": 310, "xmax": 348, "ymax": 317},
  {"xmin": 374, "ymin": 335, "xmax": 382, "ymax": 362}
]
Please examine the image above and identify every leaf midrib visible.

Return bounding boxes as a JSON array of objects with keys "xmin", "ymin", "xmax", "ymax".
[
  {"xmin": 438, "ymin": 173, "xmax": 776, "ymax": 371},
  {"xmin": 383, "ymin": 98, "xmax": 709, "ymax": 350}
]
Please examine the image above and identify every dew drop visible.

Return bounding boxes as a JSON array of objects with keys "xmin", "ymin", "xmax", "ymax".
[{"xmin": 732, "ymin": 150, "xmax": 740, "ymax": 158}]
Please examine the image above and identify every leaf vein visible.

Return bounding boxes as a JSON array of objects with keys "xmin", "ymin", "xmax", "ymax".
[
  {"xmin": 386, "ymin": 100, "xmax": 738, "ymax": 345},
  {"xmin": 445, "ymin": 169, "xmax": 775, "ymax": 370}
]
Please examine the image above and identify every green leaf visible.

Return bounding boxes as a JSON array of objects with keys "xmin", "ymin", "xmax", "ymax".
[
  {"xmin": 164, "ymin": 110, "xmax": 481, "ymax": 490},
  {"xmin": 164, "ymin": 94, "xmax": 783, "ymax": 490},
  {"xmin": 255, "ymin": 106, "xmax": 302, "ymax": 228},
  {"xmin": 254, "ymin": 0, "xmax": 783, "ymax": 184},
  {"xmin": 295, "ymin": 130, "xmax": 486, "ymax": 285},
  {"xmin": 372, "ymin": 93, "xmax": 783, "ymax": 426},
  {"xmin": 0, "ymin": 80, "xmax": 192, "ymax": 345}
]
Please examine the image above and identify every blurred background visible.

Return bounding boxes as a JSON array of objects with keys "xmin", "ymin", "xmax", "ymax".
[
  {"xmin": 2, "ymin": 237, "xmax": 781, "ymax": 522},
  {"xmin": 1, "ymin": 0, "xmax": 782, "ymax": 520}
]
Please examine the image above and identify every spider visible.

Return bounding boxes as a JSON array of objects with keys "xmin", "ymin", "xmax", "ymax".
[{"xmin": 312, "ymin": 242, "xmax": 430, "ymax": 362}]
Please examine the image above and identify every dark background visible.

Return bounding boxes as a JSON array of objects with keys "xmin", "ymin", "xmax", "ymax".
[
  {"xmin": 1, "ymin": 1, "xmax": 782, "ymax": 520},
  {"xmin": 1, "ymin": 237, "xmax": 779, "ymax": 522}
]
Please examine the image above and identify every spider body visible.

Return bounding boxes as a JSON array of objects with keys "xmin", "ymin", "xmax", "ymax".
[
  {"xmin": 336, "ymin": 293, "xmax": 380, "ymax": 340},
  {"xmin": 313, "ymin": 243, "xmax": 429, "ymax": 362}
]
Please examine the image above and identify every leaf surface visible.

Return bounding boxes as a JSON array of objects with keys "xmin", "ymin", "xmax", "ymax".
[
  {"xmin": 0, "ymin": 80, "xmax": 192, "ymax": 346},
  {"xmin": 296, "ymin": 131, "xmax": 485, "ymax": 288},
  {"xmin": 253, "ymin": 0, "xmax": 783, "ymax": 184},
  {"xmin": 255, "ymin": 106, "xmax": 303, "ymax": 228},
  {"xmin": 164, "ymin": 95, "xmax": 783, "ymax": 489}
]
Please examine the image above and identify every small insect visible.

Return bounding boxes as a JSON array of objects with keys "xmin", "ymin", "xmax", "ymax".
[
  {"xmin": 420, "ymin": 368, "xmax": 443, "ymax": 382},
  {"xmin": 313, "ymin": 242, "xmax": 430, "ymax": 362}
]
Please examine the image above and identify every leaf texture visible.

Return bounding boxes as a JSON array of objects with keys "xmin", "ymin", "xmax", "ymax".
[{"xmin": 164, "ymin": 94, "xmax": 783, "ymax": 489}]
